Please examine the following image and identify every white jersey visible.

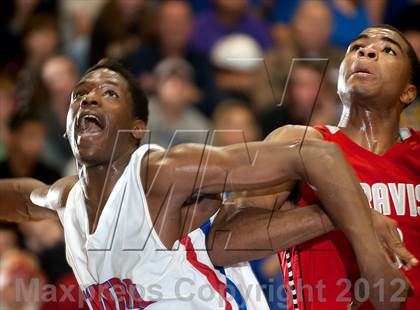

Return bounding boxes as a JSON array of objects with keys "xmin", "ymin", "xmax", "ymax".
[{"xmin": 52, "ymin": 144, "xmax": 269, "ymax": 310}]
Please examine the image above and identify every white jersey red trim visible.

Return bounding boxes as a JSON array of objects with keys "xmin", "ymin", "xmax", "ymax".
[{"xmin": 52, "ymin": 144, "xmax": 268, "ymax": 310}]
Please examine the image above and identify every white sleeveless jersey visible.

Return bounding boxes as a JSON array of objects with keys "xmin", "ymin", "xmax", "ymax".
[{"xmin": 53, "ymin": 144, "xmax": 269, "ymax": 310}]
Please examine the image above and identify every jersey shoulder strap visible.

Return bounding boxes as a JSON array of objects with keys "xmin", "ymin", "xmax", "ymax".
[{"xmin": 313, "ymin": 125, "xmax": 340, "ymax": 138}]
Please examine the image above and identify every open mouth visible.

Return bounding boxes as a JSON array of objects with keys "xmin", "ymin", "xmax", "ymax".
[{"xmin": 76, "ymin": 112, "xmax": 105, "ymax": 136}]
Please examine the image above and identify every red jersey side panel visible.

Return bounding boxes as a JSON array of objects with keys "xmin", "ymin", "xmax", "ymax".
[{"xmin": 280, "ymin": 126, "xmax": 420, "ymax": 310}]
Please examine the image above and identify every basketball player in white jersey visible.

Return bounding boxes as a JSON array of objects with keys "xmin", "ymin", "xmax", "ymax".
[{"xmin": 0, "ymin": 60, "xmax": 408, "ymax": 309}]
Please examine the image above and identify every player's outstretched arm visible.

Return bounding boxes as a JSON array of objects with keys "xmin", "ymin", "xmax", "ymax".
[
  {"xmin": 0, "ymin": 178, "xmax": 56, "ymax": 222},
  {"xmin": 0, "ymin": 176, "xmax": 77, "ymax": 222},
  {"xmin": 146, "ymin": 139, "xmax": 316, "ymax": 199}
]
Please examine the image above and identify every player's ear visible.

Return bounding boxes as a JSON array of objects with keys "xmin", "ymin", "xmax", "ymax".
[
  {"xmin": 400, "ymin": 83, "xmax": 417, "ymax": 107},
  {"xmin": 131, "ymin": 119, "xmax": 147, "ymax": 141}
]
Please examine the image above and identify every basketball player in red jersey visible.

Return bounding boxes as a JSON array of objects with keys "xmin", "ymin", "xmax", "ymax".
[{"xmin": 208, "ymin": 24, "xmax": 420, "ymax": 309}]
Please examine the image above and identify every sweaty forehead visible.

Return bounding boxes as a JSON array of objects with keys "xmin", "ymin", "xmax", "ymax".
[
  {"xmin": 358, "ymin": 27, "xmax": 407, "ymax": 51},
  {"xmin": 78, "ymin": 68, "xmax": 128, "ymax": 89}
]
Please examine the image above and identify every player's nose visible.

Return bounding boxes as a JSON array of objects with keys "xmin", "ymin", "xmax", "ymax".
[
  {"xmin": 357, "ymin": 46, "xmax": 378, "ymax": 61},
  {"xmin": 81, "ymin": 90, "xmax": 100, "ymax": 107}
]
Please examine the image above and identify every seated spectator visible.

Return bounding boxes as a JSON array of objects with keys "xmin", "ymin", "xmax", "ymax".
[
  {"xmin": 89, "ymin": 0, "xmax": 154, "ymax": 65},
  {"xmin": 0, "ymin": 249, "xmax": 46, "ymax": 310},
  {"xmin": 271, "ymin": 0, "xmax": 372, "ymax": 49},
  {"xmin": 394, "ymin": 4, "xmax": 420, "ymax": 130},
  {"xmin": 255, "ymin": 1, "xmax": 344, "ymax": 113},
  {"xmin": 40, "ymin": 55, "xmax": 79, "ymax": 172},
  {"xmin": 212, "ymin": 99, "xmax": 260, "ymax": 146},
  {"xmin": 0, "ymin": 222, "xmax": 20, "ymax": 258},
  {"xmin": 59, "ymin": 0, "xmax": 106, "ymax": 73},
  {"xmin": 190, "ymin": 0, "xmax": 272, "ymax": 57},
  {"xmin": 19, "ymin": 219, "xmax": 71, "ymax": 284},
  {"xmin": 123, "ymin": 0, "xmax": 217, "ymax": 116},
  {"xmin": 0, "ymin": 0, "xmax": 55, "ymax": 71},
  {"xmin": 0, "ymin": 76, "xmax": 16, "ymax": 161},
  {"xmin": 210, "ymin": 34, "xmax": 264, "ymax": 104},
  {"xmin": 14, "ymin": 14, "xmax": 59, "ymax": 109},
  {"xmin": 0, "ymin": 109, "xmax": 60, "ymax": 183},
  {"xmin": 147, "ymin": 58, "xmax": 211, "ymax": 147},
  {"xmin": 330, "ymin": 0, "xmax": 372, "ymax": 48},
  {"xmin": 259, "ymin": 62, "xmax": 340, "ymax": 137}
]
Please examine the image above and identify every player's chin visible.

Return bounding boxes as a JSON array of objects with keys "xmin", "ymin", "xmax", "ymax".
[
  {"xmin": 348, "ymin": 83, "xmax": 381, "ymax": 99},
  {"xmin": 74, "ymin": 145, "xmax": 109, "ymax": 167}
]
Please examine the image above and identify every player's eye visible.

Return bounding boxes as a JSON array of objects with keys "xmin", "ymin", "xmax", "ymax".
[
  {"xmin": 72, "ymin": 90, "xmax": 87, "ymax": 100},
  {"xmin": 350, "ymin": 44, "xmax": 363, "ymax": 52},
  {"xmin": 383, "ymin": 47, "xmax": 396, "ymax": 56},
  {"xmin": 104, "ymin": 89, "xmax": 119, "ymax": 98}
]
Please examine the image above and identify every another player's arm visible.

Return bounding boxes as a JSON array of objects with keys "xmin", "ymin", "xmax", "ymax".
[
  {"xmin": 148, "ymin": 127, "xmax": 370, "ymax": 257},
  {"xmin": 207, "ymin": 125, "xmax": 333, "ymax": 264},
  {"xmin": 208, "ymin": 199, "xmax": 334, "ymax": 265},
  {"xmin": 147, "ymin": 125, "xmax": 399, "ymax": 269}
]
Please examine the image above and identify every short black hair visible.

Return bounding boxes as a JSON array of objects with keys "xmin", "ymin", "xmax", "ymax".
[
  {"xmin": 370, "ymin": 24, "xmax": 420, "ymax": 89},
  {"xmin": 85, "ymin": 59, "xmax": 149, "ymax": 123},
  {"xmin": 9, "ymin": 108, "xmax": 45, "ymax": 132}
]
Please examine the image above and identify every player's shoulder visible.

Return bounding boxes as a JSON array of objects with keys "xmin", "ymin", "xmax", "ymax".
[
  {"xmin": 264, "ymin": 125, "xmax": 324, "ymax": 142},
  {"xmin": 47, "ymin": 176, "xmax": 78, "ymax": 210}
]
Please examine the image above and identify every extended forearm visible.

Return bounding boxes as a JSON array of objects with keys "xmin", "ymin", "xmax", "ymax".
[
  {"xmin": 0, "ymin": 178, "xmax": 54, "ymax": 222},
  {"xmin": 208, "ymin": 204, "xmax": 334, "ymax": 266},
  {"xmin": 299, "ymin": 141, "xmax": 379, "ymax": 256}
]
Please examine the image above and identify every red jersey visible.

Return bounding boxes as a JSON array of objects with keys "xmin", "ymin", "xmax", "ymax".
[{"xmin": 280, "ymin": 125, "xmax": 420, "ymax": 310}]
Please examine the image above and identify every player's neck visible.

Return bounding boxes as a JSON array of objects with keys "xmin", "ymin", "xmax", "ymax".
[
  {"xmin": 78, "ymin": 149, "xmax": 134, "ymax": 234},
  {"xmin": 339, "ymin": 103, "xmax": 402, "ymax": 155}
]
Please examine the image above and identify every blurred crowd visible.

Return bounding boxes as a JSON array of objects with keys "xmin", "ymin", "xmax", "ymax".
[{"xmin": 0, "ymin": 0, "xmax": 419, "ymax": 308}]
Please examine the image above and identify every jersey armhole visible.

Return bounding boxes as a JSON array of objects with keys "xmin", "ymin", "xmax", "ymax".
[{"xmin": 313, "ymin": 125, "xmax": 339, "ymax": 138}]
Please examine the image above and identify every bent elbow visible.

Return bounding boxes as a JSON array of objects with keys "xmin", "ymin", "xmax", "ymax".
[{"xmin": 206, "ymin": 232, "xmax": 232, "ymax": 267}]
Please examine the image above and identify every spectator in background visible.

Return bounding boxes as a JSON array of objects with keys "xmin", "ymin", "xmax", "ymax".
[
  {"xmin": 212, "ymin": 99, "xmax": 260, "ymax": 146},
  {"xmin": 271, "ymin": 0, "xmax": 372, "ymax": 49},
  {"xmin": 89, "ymin": 0, "xmax": 154, "ymax": 65},
  {"xmin": 59, "ymin": 0, "xmax": 106, "ymax": 73},
  {"xmin": 0, "ymin": 0, "xmax": 42, "ymax": 71},
  {"xmin": 190, "ymin": 0, "xmax": 272, "ymax": 57},
  {"xmin": 255, "ymin": 0, "xmax": 344, "ymax": 113},
  {"xmin": 0, "ymin": 76, "xmax": 16, "ymax": 161},
  {"xmin": 0, "ymin": 249, "xmax": 46, "ymax": 310},
  {"xmin": 40, "ymin": 55, "xmax": 79, "ymax": 172},
  {"xmin": 19, "ymin": 219, "xmax": 71, "ymax": 285},
  {"xmin": 329, "ymin": 0, "xmax": 372, "ymax": 48},
  {"xmin": 147, "ymin": 58, "xmax": 211, "ymax": 147},
  {"xmin": 0, "ymin": 222, "xmax": 20, "ymax": 258},
  {"xmin": 0, "ymin": 109, "xmax": 60, "ymax": 183},
  {"xmin": 210, "ymin": 33, "xmax": 263, "ymax": 103},
  {"xmin": 260, "ymin": 62, "xmax": 339, "ymax": 137},
  {"xmin": 395, "ymin": 4, "xmax": 420, "ymax": 130},
  {"xmin": 276, "ymin": 0, "xmax": 343, "ymax": 74},
  {"xmin": 124, "ymin": 0, "xmax": 217, "ymax": 117},
  {"xmin": 15, "ymin": 14, "xmax": 59, "ymax": 109}
]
